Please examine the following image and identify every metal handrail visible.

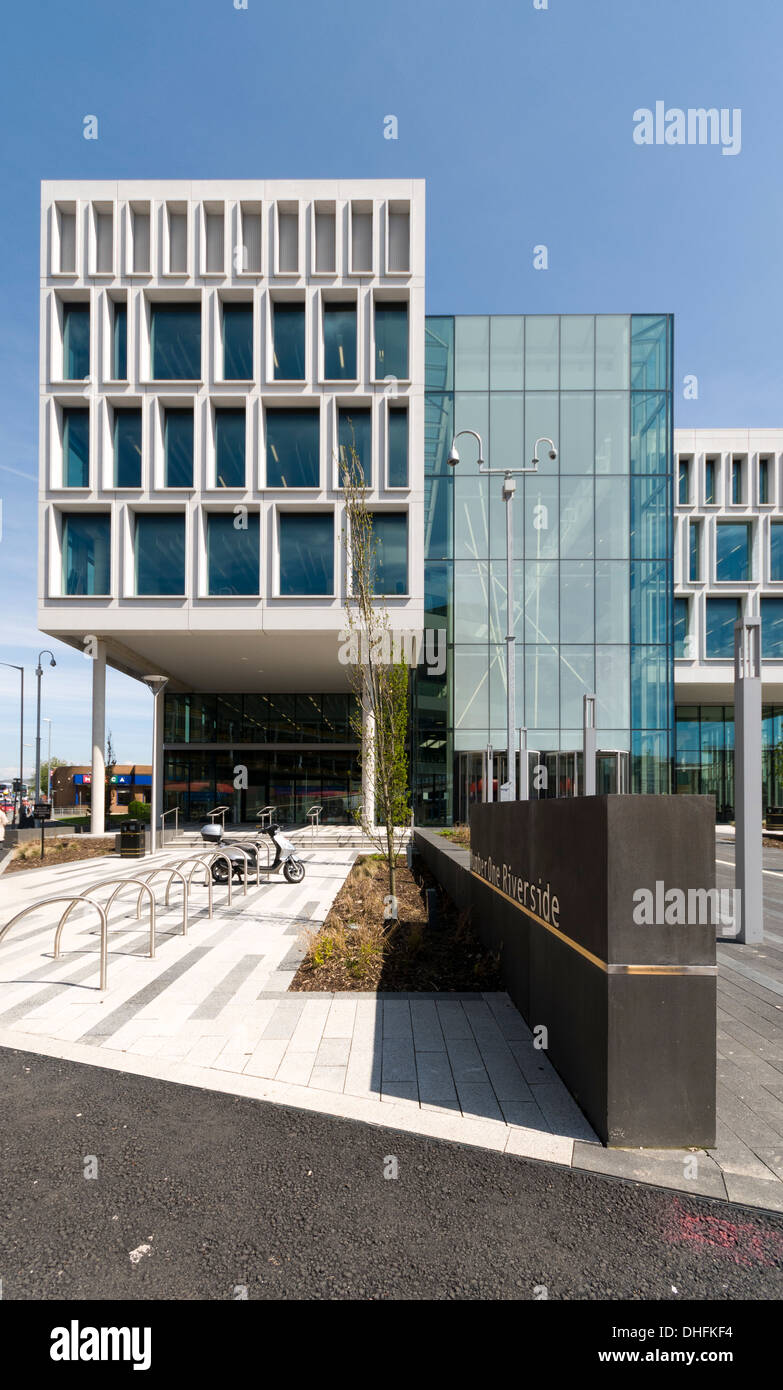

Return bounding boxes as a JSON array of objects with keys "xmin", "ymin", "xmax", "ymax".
[
  {"xmin": 256, "ymin": 805, "xmax": 277, "ymax": 830},
  {"xmin": 160, "ymin": 807, "xmax": 180, "ymax": 846},
  {"xmin": 305, "ymin": 804, "xmax": 322, "ymax": 843},
  {"xmin": 0, "ymin": 896, "xmax": 109, "ymax": 991},
  {"xmin": 206, "ymin": 805, "xmax": 230, "ymax": 827},
  {"xmin": 57, "ymin": 878, "xmax": 156, "ymax": 960}
]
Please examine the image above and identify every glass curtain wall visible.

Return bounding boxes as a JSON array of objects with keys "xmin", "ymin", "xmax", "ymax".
[{"xmin": 413, "ymin": 313, "xmax": 674, "ymax": 823}]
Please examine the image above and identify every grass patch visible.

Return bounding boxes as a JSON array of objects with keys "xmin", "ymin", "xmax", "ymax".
[
  {"xmin": 292, "ymin": 854, "xmax": 499, "ymax": 992},
  {"xmin": 437, "ymin": 824, "xmax": 471, "ymax": 848}
]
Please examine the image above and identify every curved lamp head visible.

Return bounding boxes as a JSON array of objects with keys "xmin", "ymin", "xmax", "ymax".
[
  {"xmin": 447, "ymin": 444, "xmax": 460, "ymax": 468},
  {"xmin": 531, "ymin": 438, "xmax": 558, "ymax": 466},
  {"xmin": 143, "ymin": 674, "xmax": 169, "ymax": 698}
]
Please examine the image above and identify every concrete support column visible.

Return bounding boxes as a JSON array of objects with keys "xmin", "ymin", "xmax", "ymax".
[
  {"xmin": 152, "ymin": 692, "xmax": 165, "ymax": 852},
  {"xmin": 90, "ymin": 640, "xmax": 106, "ymax": 836},
  {"xmin": 362, "ymin": 695, "xmax": 375, "ymax": 831},
  {"xmin": 735, "ymin": 618, "xmax": 763, "ymax": 943}
]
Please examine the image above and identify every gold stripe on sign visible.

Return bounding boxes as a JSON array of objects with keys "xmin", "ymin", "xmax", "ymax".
[{"xmin": 470, "ymin": 871, "xmax": 717, "ymax": 978}]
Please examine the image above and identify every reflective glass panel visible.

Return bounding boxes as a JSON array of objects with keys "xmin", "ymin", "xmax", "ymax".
[
  {"xmin": 223, "ymin": 304, "xmax": 253, "ymax": 380},
  {"xmin": 595, "ymin": 477, "xmax": 629, "ymax": 559},
  {"xmin": 207, "ymin": 512, "xmax": 259, "ymax": 595},
  {"xmin": 135, "ymin": 514, "xmax": 185, "ymax": 595},
  {"xmin": 559, "ymin": 394, "xmax": 593, "ymax": 474},
  {"xmin": 151, "ymin": 304, "xmax": 201, "ymax": 380},
  {"xmin": 595, "ymin": 316, "xmax": 630, "ymax": 389},
  {"xmin": 595, "ymin": 561, "xmax": 629, "ymax": 643},
  {"xmin": 267, "ymin": 409, "xmax": 319, "ymax": 488},
  {"xmin": 771, "ymin": 522, "xmax": 783, "ymax": 581},
  {"xmin": 524, "ymin": 316, "xmax": 558, "ymax": 390},
  {"xmin": 560, "ymin": 561, "xmax": 594, "ymax": 642},
  {"xmin": 63, "ymin": 304, "xmax": 90, "ymax": 379},
  {"xmin": 370, "ymin": 512, "xmax": 407, "ymax": 595},
  {"xmin": 595, "ymin": 393, "xmax": 629, "ymax": 473},
  {"xmin": 272, "ymin": 303, "xmax": 305, "ymax": 380},
  {"xmin": 63, "ymin": 407, "xmax": 89, "ymax": 486},
  {"xmin": 761, "ymin": 598, "xmax": 783, "ymax": 658},
  {"xmin": 112, "ymin": 302, "xmax": 127, "ymax": 380},
  {"xmin": 279, "ymin": 513, "xmax": 333, "ymax": 595},
  {"xmin": 338, "ymin": 408, "xmax": 372, "ymax": 486},
  {"xmin": 631, "ymin": 392, "xmax": 669, "ymax": 473},
  {"xmin": 114, "ymin": 409, "xmax": 142, "ymax": 488},
  {"xmin": 560, "ymin": 316, "xmax": 594, "ymax": 389},
  {"xmin": 388, "ymin": 408, "xmax": 408, "ymax": 487},
  {"xmin": 716, "ymin": 522, "xmax": 751, "ymax": 582},
  {"xmin": 323, "ymin": 302, "xmax": 357, "ymax": 379},
  {"xmin": 454, "ymin": 316, "xmax": 489, "ymax": 390},
  {"xmin": 560, "ymin": 477, "xmax": 594, "ymax": 558},
  {"xmin": 164, "ymin": 408, "xmax": 193, "ymax": 487},
  {"xmin": 375, "ymin": 303, "xmax": 408, "ymax": 379},
  {"xmin": 63, "ymin": 513, "xmax": 110, "ymax": 595},
  {"xmin": 689, "ymin": 520, "xmax": 701, "ymax": 581},
  {"xmin": 215, "ymin": 408, "xmax": 245, "ymax": 488},
  {"xmin": 705, "ymin": 598, "xmax": 741, "ymax": 659},
  {"xmin": 490, "ymin": 317, "xmax": 523, "ymax": 389},
  {"xmin": 631, "ymin": 315, "xmax": 669, "ymax": 391}
]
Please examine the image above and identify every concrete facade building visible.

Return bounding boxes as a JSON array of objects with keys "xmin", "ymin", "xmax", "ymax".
[
  {"xmin": 674, "ymin": 428, "xmax": 783, "ymax": 818},
  {"xmin": 37, "ymin": 179, "xmax": 425, "ymax": 827}
]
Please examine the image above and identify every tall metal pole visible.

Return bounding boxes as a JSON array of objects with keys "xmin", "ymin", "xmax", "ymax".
[
  {"xmin": 583, "ymin": 694, "xmax": 597, "ymax": 796},
  {"xmin": 518, "ymin": 727, "xmax": 528, "ymax": 800},
  {"xmin": 1, "ymin": 663, "xmax": 24, "ymax": 825},
  {"xmin": 504, "ymin": 474, "xmax": 516, "ymax": 801},
  {"xmin": 735, "ymin": 618, "xmax": 763, "ymax": 943},
  {"xmin": 34, "ymin": 650, "xmax": 56, "ymax": 808}
]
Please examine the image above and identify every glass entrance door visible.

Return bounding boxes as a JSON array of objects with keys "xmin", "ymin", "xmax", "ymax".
[{"xmin": 596, "ymin": 750, "xmax": 630, "ymax": 794}]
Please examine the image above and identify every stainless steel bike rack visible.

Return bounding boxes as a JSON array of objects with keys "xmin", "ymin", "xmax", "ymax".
[
  {"xmin": 171, "ymin": 855, "xmax": 215, "ymax": 918},
  {"xmin": 57, "ymin": 877, "xmax": 157, "ymax": 960},
  {"xmin": 139, "ymin": 866, "xmax": 190, "ymax": 935},
  {"xmin": 0, "ymin": 896, "xmax": 109, "ymax": 991}
]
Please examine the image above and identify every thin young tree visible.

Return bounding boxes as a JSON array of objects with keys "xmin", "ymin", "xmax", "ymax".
[{"xmin": 340, "ymin": 438, "xmax": 410, "ymax": 900}]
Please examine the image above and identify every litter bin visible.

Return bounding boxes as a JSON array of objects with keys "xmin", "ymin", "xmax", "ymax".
[{"xmin": 119, "ymin": 819, "xmax": 146, "ymax": 859}]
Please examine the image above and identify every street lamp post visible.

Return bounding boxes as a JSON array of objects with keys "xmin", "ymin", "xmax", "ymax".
[
  {"xmin": 1, "ymin": 662, "xmax": 24, "ymax": 826},
  {"xmin": 34, "ymin": 650, "xmax": 56, "ymax": 811},
  {"xmin": 43, "ymin": 718, "xmax": 53, "ymax": 806},
  {"xmin": 143, "ymin": 675, "xmax": 169, "ymax": 853},
  {"xmin": 448, "ymin": 431, "xmax": 557, "ymax": 802}
]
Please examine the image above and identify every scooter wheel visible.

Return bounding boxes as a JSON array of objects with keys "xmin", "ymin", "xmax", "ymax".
[{"xmin": 283, "ymin": 859, "xmax": 305, "ymax": 883}]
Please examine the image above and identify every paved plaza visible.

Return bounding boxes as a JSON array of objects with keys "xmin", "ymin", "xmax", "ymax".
[{"xmin": 0, "ymin": 834, "xmax": 782, "ymax": 1211}]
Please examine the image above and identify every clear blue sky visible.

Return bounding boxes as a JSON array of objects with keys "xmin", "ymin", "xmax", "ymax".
[{"xmin": 1, "ymin": 0, "xmax": 780, "ymax": 777}]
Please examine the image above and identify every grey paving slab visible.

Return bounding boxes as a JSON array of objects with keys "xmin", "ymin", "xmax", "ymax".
[
  {"xmin": 572, "ymin": 1142, "xmax": 729, "ymax": 1200},
  {"xmin": 314, "ymin": 1037, "xmax": 351, "ymax": 1068},
  {"xmin": 381, "ymin": 1037, "xmax": 416, "ymax": 1083},
  {"xmin": 409, "ymin": 999, "xmax": 446, "ymax": 1052},
  {"xmin": 455, "ymin": 1081, "xmax": 504, "ymax": 1123},
  {"xmin": 415, "ymin": 1051, "xmax": 459, "ymax": 1109},
  {"xmin": 444, "ymin": 1036, "xmax": 487, "ymax": 1082},
  {"xmin": 189, "ymin": 955, "xmax": 265, "ymax": 1021},
  {"xmin": 721, "ymin": 1173, "xmax": 783, "ymax": 1212},
  {"xmin": 435, "ymin": 1000, "xmax": 473, "ymax": 1039},
  {"xmin": 381, "ymin": 999, "xmax": 412, "ymax": 1039},
  {"xmin": 261, "ymin": 999, "xmax": 307, "ymax": 1040}
]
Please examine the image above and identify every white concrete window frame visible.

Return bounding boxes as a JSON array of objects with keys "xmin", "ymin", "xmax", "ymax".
[
  {"xmin": 102, "ymin": 290, "xmax": 131, "ymax": 388},
  {"xmin": 272, "ymin": 503, "xmax": 337, "ymax": 600},
  {"xmin": 274, "ymin": 201, "xmax": 302, "ymax": 279},
  {"xmin": 727, "ymin": 452, "xmax": 748, "ymax": 509},
  {"xmin": 124, "ymin": 201, "xmax": 153, "ymax": 278},
  {"xmin": 49, "ymin": 396, "xmax": 92, "ymax": 493},
  {"xmin": 262, "ymin": 396, "xmax": 323, "ymax": 493},
  {"xmin": 49, "ymin": 289, "xmax": 93, "ymax": 387},
  {"xmin": 676, "ymin": 453, "xmax": 694, "ymax": 509},
  {"xmin": 162, "ymin": 200, "xmax": 191, "ymax": 279},
  {"xmin": 198, "ymin": 503, "xmax": 262, "ymax": 600},
  {"xmin": 152, "ymin": 395, "xmax": 200, "ymax": 494},
  {"xmin": 346, "ymin": 502, "xmax": 410, "ymax": 600},
  {"xmin": 88, "ymin": 201, "xmax": 116, "ymax": 279},
  {"xmin": 51, "ymin": 502, "xmax": 114, "ymax": 600},
  {"xmin": 199, "ymin": 200, "xmax": 227, "ymax": 279},
  {"xmin": 332, "ymin": 394, "xmax": 375, "ymax": 492},
  {"xmin": 370, "ymin": 288, "xmax": 412, "ymax": 389},
  {"xmin": 50, "ymin": 201, "xmax": 79, "ymax": 278},
  {"xmin": 713, "ymin": 515, "xmax": 756, "ymax": 587},
  {"xmin": 384, "ymin": 199, "xmax": 411, "ymax": 277},
  {"xmin": 124, "ymin": 502, "xmax": 190, "ymax": 600},
  {"xmin": 142, "ymin": 289, "xmax": 204, "ymax": 386},
  {"xmin": 318, "ymin": 288, "xmax": 360, "ymax": 387},
  {"xmin": 310, "ymin": 199, "xmax": 338, "ymax": 278},
  {"xmin": 348, "ymin": 200, "xmax": 375, "ymax": 277},
  {"xmin": 755, "ymin": 452, "xmax": 777, "ymax": 509},
  {"xmin": 102, "ymin": 394, "xmax": 145, "ymax": 493},
  {"xmin": 207, "ymin": 395, "xmax": 251, "ymax": 492},
  {"xmin": 236, "ymin": 200, "xmax": 264, "ymax": 278},
  {"xmin": 767, "ymin": 516, "xmax": 783, "ymax": 587},
  {"xmin": 702, "ymin": 452, "xmax": 721, "ymax": 508},
  {"xmin": 384, "ymin": 397, "xmax": 410, "ymax": 493},
  {"xmin": 265, "ymin": 289, "xmax": 309, "ymax": 388},
  {"xmin": 217, "ymin": 289, "xmax": 256, "ymax": 386}
]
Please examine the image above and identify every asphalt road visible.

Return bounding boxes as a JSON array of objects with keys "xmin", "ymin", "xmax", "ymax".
[{"xmin": 1, "ymin": 1046, "xmax": 782, "ymax": 1302}]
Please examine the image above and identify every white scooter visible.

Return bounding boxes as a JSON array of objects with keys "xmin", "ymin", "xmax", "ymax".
[{"xmin": 200, "ymin": 821, "xmax": 305, "ymax": 884}]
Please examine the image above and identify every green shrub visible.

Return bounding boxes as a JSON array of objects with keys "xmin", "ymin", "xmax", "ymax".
[{"xmin": 127, "ymin": 800, "xmax": 151, "ymax": 823}]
